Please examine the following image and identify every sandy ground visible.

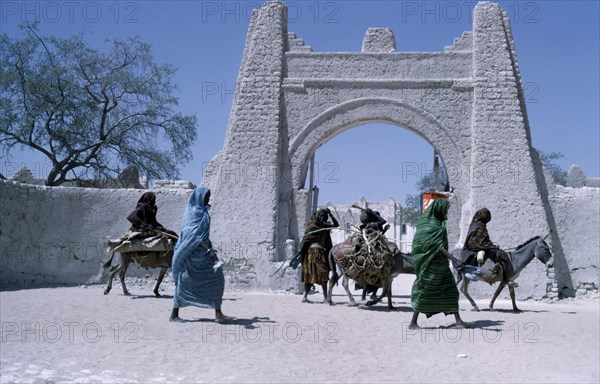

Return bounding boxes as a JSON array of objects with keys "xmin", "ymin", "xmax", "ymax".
[{"xmin": 1, "ymin": 275, "xmax": 599, "ymax": 384}]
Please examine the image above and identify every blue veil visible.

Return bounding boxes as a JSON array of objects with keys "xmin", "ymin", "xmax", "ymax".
[{"xmin": 171, "ymin": 186, "xmax": 211, "ymax": 284}]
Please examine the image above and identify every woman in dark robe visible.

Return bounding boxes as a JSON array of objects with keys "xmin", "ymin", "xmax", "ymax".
[
  {"xmin": 127, "ymin": 192, "xmax": 166, "ymax": 231},
  {"xmin": 464, "ymin": 208, "xmax": 513, "ymax": 280},
  {"xmin": 300, "ymin": 208, "xmax": 339, "ymax": 303},
  {"xmin": 409, "ymin": 198, "xmax": 469, "ymax": 329},
  {"xmin": 169, "ymin": 186, "xmax": 231, "ymax": 323},
  {"xmin": 127, "ymin": 191, "xmax": 177, "ymax": 238}
]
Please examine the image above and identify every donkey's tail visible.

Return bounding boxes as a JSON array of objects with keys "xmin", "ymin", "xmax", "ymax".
[{"xmin": 103, "ymin": 253, "xmax": 115, "ymax": 268}]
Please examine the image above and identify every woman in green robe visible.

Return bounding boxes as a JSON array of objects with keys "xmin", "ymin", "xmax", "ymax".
[{"xmin": 409, "ymin": 198, "xmax": 469, "ymax": 329}]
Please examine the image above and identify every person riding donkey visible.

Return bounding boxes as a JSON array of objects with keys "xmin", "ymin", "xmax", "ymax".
[
  {"xmin": 358, "ymin": 208, "xmax": 389, "ymax": 236},
  {"xmin": 350, "ymin": 206, "xmax": 390, "ymax": 254},
  {"xmin": 127, "ymin": 191, "xmax": 177, "ymax": 237},
  {"xmin": 353, "ymin": 207, "xmax": 392, "ymax": 294},
  {"xmin": 463, "ymin": 208, "xmax": 513, "ymax": 282},
  {"xmin": 104, "ymin": 191, "xmax": 179, "ymax": 296}
]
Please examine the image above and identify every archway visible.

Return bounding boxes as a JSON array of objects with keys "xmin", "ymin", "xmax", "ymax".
[
  {"xmin": 301, "ymin": 121, "xmax": 447, "ymax": 253},
  {"xmin": 302, "ymin": 122, "xmax": 440, "ymax": 204},
  {"xmin": 204, "ymin": 1, "xmax": 555, "ymax": 294},
  {"xmin": 289, "ymin": 98, "xmax": 462, "ymax": 191},
  {"xmin": 286, "ymin": 98, "xmax": 465, "ymax": 257}
]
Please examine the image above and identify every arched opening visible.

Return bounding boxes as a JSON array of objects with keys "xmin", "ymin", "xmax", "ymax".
[
  {"xmin": 288, "ymin": 98, "xmax": 461, "ymax": 190},
  {"xmin": 301, "ymin": 122, "xmax": 449, "ymax": 253},
  {"xmin": 304, "ymin": 122, "xmax": 446, "ymax": 204},
  {"xmin": 288, "ymin": 98, "xmax": 463, "ymax": 254}
]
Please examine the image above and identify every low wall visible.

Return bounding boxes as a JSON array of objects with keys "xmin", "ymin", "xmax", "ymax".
[
  {"xmin": 0, "ymin": 181, "xmax": 191, "ymax": 287},
  {"xmin": 1, "ymin": 179, "xmax": 598, "ymax": 300},
  {"xmin": 549, "ymin": 185, "xmax": 600, "ymax": 295}
]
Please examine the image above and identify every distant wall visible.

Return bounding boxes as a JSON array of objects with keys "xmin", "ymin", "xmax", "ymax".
[
  {"xmin": 567, "ymin": 165, "xmax": 600, "ymax": 188},
  {"xmin": 549, "ymin": 185, "xmax": 600, "ymax": 295},
  {"xmin": 0, "ymin": 180, "xmax": 191, "ymax": 286}
]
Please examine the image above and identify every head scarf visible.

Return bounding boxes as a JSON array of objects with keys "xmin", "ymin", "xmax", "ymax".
[
  {"xmin": 138, "ymin": 191, "xmax": 156, "ymax": 208},
  {"xmin": 171, "ymin": 186, "xmax": 211, "ymax": 283},
  {"xmin": 473, "ymin": 208, "xmax": 491, "ymax": 224},
  {"xmin": 302, "ymin": 209, "xmax": 334, "ymax": 254},
  {"xmin": 464, "ymin": 207, "xmax": 495, "ymax": 250},
  {"xmin": 127, "ymin": 191, "xmax": 162, "ymax": 230}
]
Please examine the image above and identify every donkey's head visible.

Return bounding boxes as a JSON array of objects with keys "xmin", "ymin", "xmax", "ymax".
[{"xmin": 534, "ymin": 238, "xmax": 553, "ymax": 265}]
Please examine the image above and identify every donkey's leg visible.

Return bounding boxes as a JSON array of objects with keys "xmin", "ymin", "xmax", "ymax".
[
  {"xmin": 104, "ymin": 266, "xmax": 120, "ymax": 295},
  {"xmin": 366, "ymin": 279, "xmax": 394, "ymax": 309},
  {"xmin": 327, "ymin": 275, "xmax": 335, "ymax": 306},
  {"xmin": 154, "ymin": 267, "xmax": 168, "ymax": 297},
  {"xmin": 302, "ymin": 283, "xmax": 311, "ymax": 303},
  {"xmin": 489, "ymin": 281, "xmax": 507, "ymax": 310},
  {"xmin": 460, "ymin": 277, "xmax": 480, "ymax": 311},
  {"xmin": 320, "ymin": 282, "xmax": 328, "ymax": 304},
  {"xmin": 508, "ymin": 284, "xmax": 521, "ymax": 312},
  {"xmin": 361, "ymin": 285, "xmax": 378, "ymax": 301},
  {"xmin": 386, "ymin": 281, "xmax": 395, "ymax": 309},
  {"xmin": 365, "ymin": 282, "xmax": 383, "ymax": 306},
  {"xmin": 342, "ymin": 275, "xmax": 358, "ymax": 306},
  {"xmin": 371, "ymin": 287, "xmax": 378, "ymax": 300},
  {"xmin": 119, "ymin": 255, "xmax": 132, "ymax": 296}
]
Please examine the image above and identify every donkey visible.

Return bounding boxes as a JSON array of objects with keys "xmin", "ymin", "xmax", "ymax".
[
  {"xmin": 103, "ymin": 250, "xmax": 173, "ymax": 297},
  {"xmin": 360, "ymin": 248, "xmax": 415, "ymax": 301},
  {"xmin": 327, "ymin": 239, "xmax": 410, "ymax": 309},
  {"xmin": 454, "ymin": 236, "xmax": 552, "ymax": 312}
]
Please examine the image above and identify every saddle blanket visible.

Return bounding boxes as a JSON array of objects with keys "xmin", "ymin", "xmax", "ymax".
[{"xmin": 106, "ymin": 230, "xmax": 176, "ymax": 254}]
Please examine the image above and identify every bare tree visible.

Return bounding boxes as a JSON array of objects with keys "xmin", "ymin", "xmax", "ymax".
[{"xmin": 0, "ymin": 24, "xmax": 197, "ymax": 186}]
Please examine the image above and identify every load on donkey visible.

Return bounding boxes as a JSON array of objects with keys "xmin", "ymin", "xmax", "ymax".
[
  {"xmin": 103, "ymin": 192, "xmax": 178, "ymax": 297},
  {"xmin": 328, "ymin": 205, "xmax": 404, "ymax": 309}
]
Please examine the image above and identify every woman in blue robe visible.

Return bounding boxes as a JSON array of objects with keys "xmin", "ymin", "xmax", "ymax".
[{"xmin": 169, "ymin": 186, "xmax": 231, "ymax": 323}]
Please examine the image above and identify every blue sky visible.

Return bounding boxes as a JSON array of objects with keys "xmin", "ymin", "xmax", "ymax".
[{"xmin": 1, "ymin": 0, "xmax": 598, "ymax": 205}]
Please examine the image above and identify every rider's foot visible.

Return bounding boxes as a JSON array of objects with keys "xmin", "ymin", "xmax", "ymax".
[
  {"xmin": 169, "ymin": 315, "xmax": 185, "ymax": 323},
  {"xmin": 408, "ymin": 323, "xmax": 420, "ymax": 330}
]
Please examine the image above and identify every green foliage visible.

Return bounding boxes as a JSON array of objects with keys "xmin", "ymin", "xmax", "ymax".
[
  {"xmin": 400, "ymin": 150, "xmax": 569, "ymax": 225},
  {"xmin": 402, "ymin": 160, "xmax": 448, "ymax": 226},
  {"xmin": 0, "ymin": 24, "xmax": 198, "ymax": 186},
  {"xmin": 538, "ymin": 150, "xmax": 568, "ymax": 186},
  {"xmin": 402, "ymin": 193, "xmax": 422, "ymax": 227}
]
